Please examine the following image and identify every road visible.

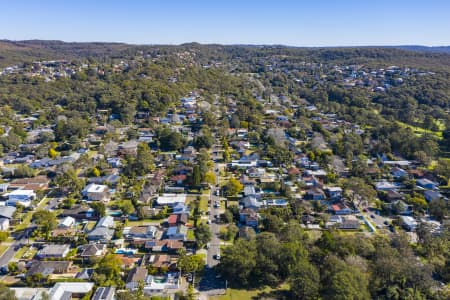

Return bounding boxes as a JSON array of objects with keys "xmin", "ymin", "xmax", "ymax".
[
  {"xmin": 198, "ymin": 145, "xmax": 227, "ymax": 295},
  {"xmin": 0, "ymin": 226, "xmax": 35, "ymax": 267}
]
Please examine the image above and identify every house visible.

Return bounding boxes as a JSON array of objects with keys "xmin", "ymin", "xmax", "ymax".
[
  {"xmin": 9, "ymin": 176, "xmax": 49, "ymax": 191},
  {"xmin": 92, "ymin": 287, "xmax": 116, "ymax": 300},
  {"xmin": 325, "ymin": 187, "xmax": 343, "ymax": 200},
  {"xmin": 243, "ymin": 185, "xmax": 256, "ymax": 197},
  {"xmin": 416, "ymin": 179, "xmax": 438, "ymax": 190},
  {"xmin": 26, "ymin": 261, "xmax": 72, "ymax": 277},
  {"xmin": 0, "ymin": 218, "xmax": 9, "ymax": 231},
  {"xmin": 0, "ymin": 206, "xmax": 16, "ymax": 219},
  {"xmin": 390, "ymin": 200, "xmax": 413, "ymax": 215},
  {"xmin": 149, "ymin": 254, "xmax": 174, "ymax": 269},
  {"xmin": 119, "ymin": 140, "xmax": 139, "ymax": 156},
  {"xmin": 338, "ymin": 218, "xmax": 360, "ymax": 230},
  {"xmin": 391, "ymin": 167, "xmax": 408, "ymax": 179},
  {"xmin": 167, "ymin": 225, "xmax": 187, "ymax": 241},
  {"xmin": 142, "ymin": 273, "xmax": 180, "ymax": 294},
  {"xmin": 10, "ymin": 288, "xmax": 49, "ymax": 300},
  {"xmin": 239, "ymin": 208, "xmax": 258, "ymax": 227},
  {"xmin": 155, "ymin": 194, "xmax": 186, "ymax": 207},
  {"xmin": 126, "ymin": 267, "xmax": 148, "ymax": 290},
  {"xmin": 107, "ymin": 157, "xmax": 122, "ymax": 168},
  {"xmin": 88, "ymin": 227, "xmax": 114, "ymax": 242},
  {"xmin": 167, "ymin": 213, "xmax": 188, "ymax": 227},
  {"xmin": 240, "ymin": 196, "xmax": 263, "ymax": 210},
  {"xmin": 247, "ymin": 167, "xmax": 265, "ymax": 178},
  {"xmin": 60, "ymin": 205, "xmax": 93, "ymax": 220},
  {"xmin": 170, "ymin": 174, "xmax": 187, "ymax": 185},
  {"xmin": 385, "ymin": 190, "xmax": 404, "ymax": 202},
  {"xmin": 375, "ymin": 181, "xmax": 398, "ymax": 191},
  {"xmin": 145, "ymin": 239, "xmax": 184, "ymax": 253},
  {"xmin": 48, "ymin": 282, "xmax": 94, "ymax": 300},
  {"xmin": 172, "ymin": 203, "xmax": 189, "ymax": 215},
  {"xmin": 400, "ymin": 216, "xmax": 418, "ymax": 231},
  {"xmin": 304, "ymin": 188, "xmax": 325, "ymax": 201},
  {"xmin": 6, "ymin": 189, "xmax": 36, "ymax": 207},
  {"xmin": 125, "ymin": 225, "xmax": 158, "ymax": 239},
  {"xmin": 331, "ymin": 202, "xmax": 354, "ymax": 215},
  {"xmin": 37, "ymin": 244, "xmax": 71, "ymax": 259},
  {"xmin": 80, "ymin": 244, "xmax": 107, "ymax": 259},
  {"xmin": 424, "ymin": 190, "xmax": 442, "ymax": 202},
  {"xmin": 88, "ymin": 174, "xmax": 120, "ymax": 187},
  {"xmin": 96, "ymin": 216, "xmax": 115, "ymax": 228},
  {"xmin": 0, "ymin": 183, "xmax": 8, "ymax": 193},
  {"xmin": 58, "ymin": 216, "xmax": 76, "ymax": 228},
  {"xmin": 81, "ymin": 183, "xmax": 110, "ymax": 202}
]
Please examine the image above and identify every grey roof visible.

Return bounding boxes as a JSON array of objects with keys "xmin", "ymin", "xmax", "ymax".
[
  {"xmin": 96, "ymin": 216, "xmax": 114, "ymax": 228},
  {"xmin": 92, "ymin": 287, "xmax": 116, "ymax": 300},
  {"xmin": 0, "ymin": 206, "xmax": 16, "ymax": 219},
  {"xmin": 88, "ymin": 227, "xmax": 114, "ymax": 240}
]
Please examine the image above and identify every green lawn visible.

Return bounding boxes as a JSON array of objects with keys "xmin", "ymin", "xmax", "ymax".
[
  {"xmin": 0, "ymin": 245, "xmax": 9, "ymax": 258},
  {"xmin": 13, "ymin": 245, "xmax": 28, "ymax": 259},
  {"xmin": 211, "ymin": 283, "xmax": 290, "ymax": 300},
  {"xmin": 187, "ymin": 229, "xmax": 195, "ymax": 241},
  {"xmin": 199, "ymin": 196, "xmax": 209, "ymax": 213},
  {"xmin": 396, "ymin": 121, "xmax": 443, "ymax": 139}
]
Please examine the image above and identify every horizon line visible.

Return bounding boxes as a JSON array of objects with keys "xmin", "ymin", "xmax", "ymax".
[{"xmin": 1, "ymin": 38, "xmax": 450, "ymax": 49}]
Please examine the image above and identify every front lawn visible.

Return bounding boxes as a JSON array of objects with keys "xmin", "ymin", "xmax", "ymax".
[{"xmin": 211, "ymin": 283, "xmax": 290, "ymax": 300}]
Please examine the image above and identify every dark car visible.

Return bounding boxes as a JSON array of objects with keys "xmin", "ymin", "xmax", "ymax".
[{"xmin": 370, "ymin": 214, "xmax": 375, "ymax": 219}]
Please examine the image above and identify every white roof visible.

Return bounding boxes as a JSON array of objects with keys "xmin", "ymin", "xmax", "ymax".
[
  {"xmin": 156, "ymin": 194, "xmax": 186, "ymax": 205},
  {"xmin": 59, "ymin": 216, "xmax": 75, "ymax": 227},
  {"xmin": 84, "ymin": 183, "xmax": 108, "ymax": 193},
  {"xmin": 49, "ymin": 282, "xmax": 94, "ymax": 300},
  {"xmin": 8, "ymin": 189, "xmax": 36, "ymax": 196}
]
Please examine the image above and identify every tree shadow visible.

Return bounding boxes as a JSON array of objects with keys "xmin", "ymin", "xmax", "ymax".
[{"xmin": 251, "ymin": 289, "xmax": 291, "ymax": 300}]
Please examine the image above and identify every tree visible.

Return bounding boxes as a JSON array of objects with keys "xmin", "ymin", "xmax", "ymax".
[
  {"xmin": 94, "ymin": 254, "xmax": 123, "ymax": 286},
  {"xmin": 194, "ymin": 223, "xmax": 211, "ymax": 248},
  {"xmin": 32, "ymin": 210, "xmax": 57, "ymax": 240},
  {"xmin": 192, "ymin": 165, "xmax": 201, "ymax": 187},
  {"xmin": 343, "ymin": 177, "xmax": 376, "ymax": 208},
  {"xmin": 429, "ymin": 199, "xmax": 448, "ymax": 221},
  {"xmin": 217, "ymin": 239, "xmax": 257, "ymax": 286},
  {"xmin": 48, "ymin": 148, "xmax": 58, "ymax": 159},
  {"xmin": 90, "ymin": 202, "xmax": 106, "ymax": 217},
  {"xmin": 0, "ymin": 283, "xmax": 17, "ymax": 300},
  {"xmin": 178, "ymin": 254, "xmax": 204, "ymax": 274},
  {"xmin": 54, "ymin": 168, "xmax": 84, "ymax": 195},
  {"xmin": 118, "ymin": 200, "xmax": 135, "ymax": 216},
  {"xmin": 135, "ymin": 143, "xmax": 155, "ymax": 175},
  {"xmin": 91, "ymin": 167, "xmax": 101, "ymax": 177},
  {"xmin": 11, "ymin": 165, "xmax": 35, "ymax": 178},
  {"xmin": 226, "ymin": 177, "xmax": 243, "ymax": 196},
  {"xmin": 158, "ymin": 127, "xmax": 184, "ymax": 151},
  {"xmin": 289, "ymin": 260, "xmax": 320, "ymax": 300},
  {"xmin": 327, "ymin": 269, "xmax": 370, "ymax": 300},
  {"xmin": 0, "ymin": 231, "xmax": 9, "ymax": 243},
  {"xmin": 204, "ymin": 171, "xmax": 216, "ymax": 186}
]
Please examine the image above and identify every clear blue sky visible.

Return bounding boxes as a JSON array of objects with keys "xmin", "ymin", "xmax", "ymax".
[{"xmin": 1, "ymin": 0, "xmax": 449, "ymax": 46}]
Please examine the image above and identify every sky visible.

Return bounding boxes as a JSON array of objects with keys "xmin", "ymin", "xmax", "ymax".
[{"xmin": 0, "ymin": 0, "xmax": 449, "ymax": 46}]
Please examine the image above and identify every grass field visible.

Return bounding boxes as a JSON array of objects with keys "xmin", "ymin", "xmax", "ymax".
[
  {"xmin": 0, "ymin": 245, "xmax": 9, "ymax": 258},
  {"xmin": 396, "ymin": 121, "xmax": 443, "ymax": 139},
  {"xmin": 199, "ymin": 195, "xmax": 209, "ymax": 213},
  {"xmin": 211, "ymin": 283, "xmax": 290, "ymax": 300}
]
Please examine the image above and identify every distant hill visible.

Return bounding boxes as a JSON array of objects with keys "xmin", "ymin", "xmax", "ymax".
[
  {"xmin": 0, "ymin": 39, "xmax": 450, "ymax": 69},
  {"xmin": 394, "ymin": 45, "xmax": 450, "ymax": 54}
]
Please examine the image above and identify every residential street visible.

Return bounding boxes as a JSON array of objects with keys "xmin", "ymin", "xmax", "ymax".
[{"xmin": 198, "ymin": 147, "xmax": 227, "ymax": 296}]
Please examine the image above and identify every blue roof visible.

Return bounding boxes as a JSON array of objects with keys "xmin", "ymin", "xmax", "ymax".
[{"xmin": 167, "ymin": 227, "xmax": 177, "ymax": 235}]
